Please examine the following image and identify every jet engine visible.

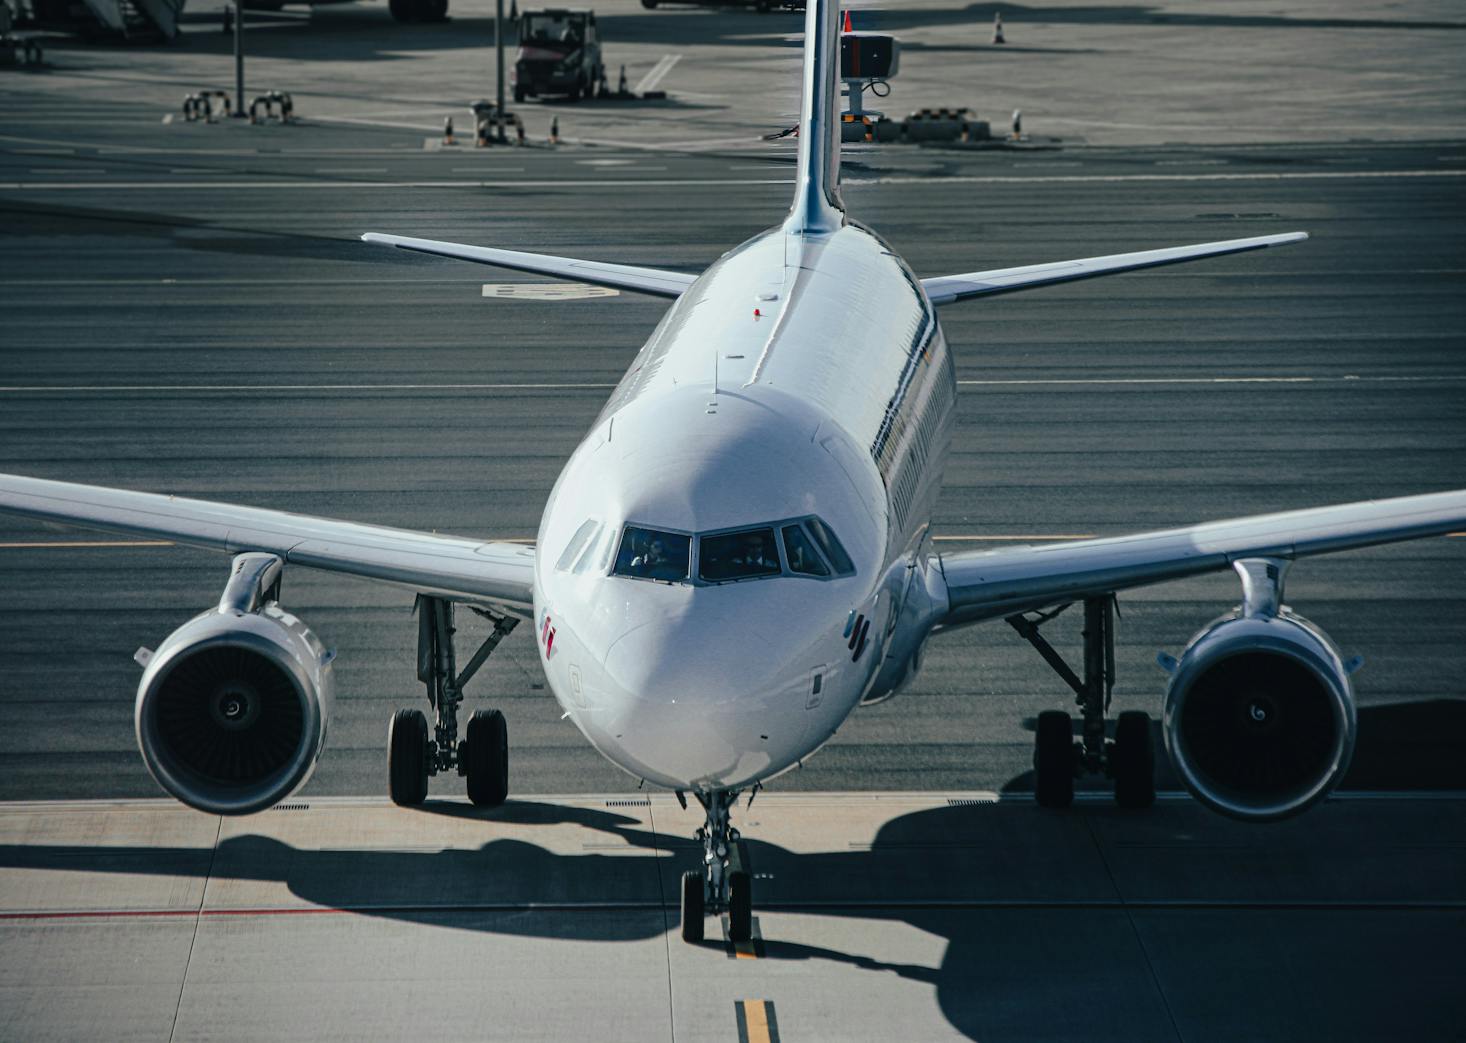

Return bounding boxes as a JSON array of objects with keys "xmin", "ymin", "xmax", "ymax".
[
  {"xmin": 134, "ymin": 554, "xmax": 335, "ymax": 816},
  {"xmin": 1162, "ymin": 607, "xmax": 1356, "ymax": 822}
]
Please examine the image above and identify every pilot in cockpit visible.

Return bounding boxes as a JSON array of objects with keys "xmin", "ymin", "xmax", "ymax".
[{"xmin": 630, "ymin": 538, "xmax": 667, "ymax": 574}]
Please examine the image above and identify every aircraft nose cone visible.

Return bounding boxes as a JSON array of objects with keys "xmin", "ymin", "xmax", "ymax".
[{"xmin": 599, "ymin": 595, "xmax": 814, "ymax": 789}]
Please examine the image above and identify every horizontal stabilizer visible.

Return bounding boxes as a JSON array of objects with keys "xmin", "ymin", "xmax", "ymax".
[
  {"xmin": 920, "ymin": 232, "xmax": 1307, "ymax": 306},
  {"xmin": 361, "ymin": 233, "xmax": 697, "ymax": 299}
]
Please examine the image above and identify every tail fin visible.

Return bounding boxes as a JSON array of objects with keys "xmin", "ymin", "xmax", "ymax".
[{"xmin": 784, "ymin": 0, "xmax": 844, "ymax": 236}]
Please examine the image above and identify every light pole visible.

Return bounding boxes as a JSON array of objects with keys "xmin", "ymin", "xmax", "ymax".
[
  {"xmin": 495, "ymin": 0, "xmax": 507, "ymax": 142},
  {"xmin": 233, "ymin": 0, "xmax": 245, "ymax": 117}
]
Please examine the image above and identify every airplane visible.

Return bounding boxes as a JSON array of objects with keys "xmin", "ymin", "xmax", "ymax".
[{"xmin": 1, "ymin": 0, "xmax": 1463, "ymax": 946}]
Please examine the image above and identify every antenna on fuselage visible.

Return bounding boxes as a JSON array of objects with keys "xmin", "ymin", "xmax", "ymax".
[{"xmin": 784, "ymin": 0, "xmax": 845, "ymax": 237}]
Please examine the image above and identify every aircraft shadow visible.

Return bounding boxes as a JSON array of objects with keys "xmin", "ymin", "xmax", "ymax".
[{"xmin": 4, "ymin": 774, "xmax": 1464, "ymax": 1041}]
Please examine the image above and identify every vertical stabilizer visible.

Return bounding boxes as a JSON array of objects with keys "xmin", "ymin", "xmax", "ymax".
[{"xmin": 784, "ymin": 0, "xmax": 845, "ymax": 236}]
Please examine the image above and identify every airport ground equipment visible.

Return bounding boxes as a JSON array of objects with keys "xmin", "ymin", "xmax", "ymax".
[
  {"xmin": 512, "ymin": 7, "xmax": 603, "ymax": 102},
  {"xmin": 390, "ymin": 0, "xmax": 446, "ymax": 23},
  {"xmin": 248, "ymin": 90, "xmax": 293, "ymax": 122},
  {"xmin": 182, "ymin": 90, "xmax": 231, "ymax": 121},
  {"xmin": 25, "ymin": 0, "xmax": 179, "ymax": 38}
]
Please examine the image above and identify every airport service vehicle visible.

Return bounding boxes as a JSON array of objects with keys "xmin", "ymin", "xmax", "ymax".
[
  {"xmin": 2, "ymin": 0, "xmax": 1464, "ymax": 946},
  {"xmin": 512, "ymin": 7, "xmax": 603, "ymax": 103}
]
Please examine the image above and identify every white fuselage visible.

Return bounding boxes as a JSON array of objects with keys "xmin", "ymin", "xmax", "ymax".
[{"xmin": 532, "ymin": 219, "xmax": 955, "ymax": 792}]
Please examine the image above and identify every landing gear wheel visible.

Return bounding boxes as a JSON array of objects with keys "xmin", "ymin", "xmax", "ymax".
[
  {"xmin": 728, "ymin": 870, "xmax": 752, "ymax": 942},
  {"xmin": 1034, "ymin": 710, "xmax": 1075, "ymax": 808},
  {"xmin": 513, "ymin": 86, "xmax": 525, "ymax": 103},
  {"xmin": 1111, "ymin": 710, "xmax": 1156, "ymax": 808},
  {"xmin": 680, "ymin": 870, "xmax": 704, "ymax": 943},
  {"xmin": 388, "ymin": 708, "xmax": 429, "ymax": 806},
  {"xmin": 464, "ymin": 708, "xmax": 508, "ymax": 807}
]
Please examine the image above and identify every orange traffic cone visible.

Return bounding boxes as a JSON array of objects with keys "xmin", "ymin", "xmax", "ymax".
[
  {"xmin": 842, "ymin": 9, "xmax": 851, "ymax": 32},
  {"xmin": 993, "ymin": 11, "xmax": 1005, "ymax": 44}
]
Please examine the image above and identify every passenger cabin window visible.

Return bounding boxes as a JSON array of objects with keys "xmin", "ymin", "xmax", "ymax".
[
  {"xmin": 699, "ymin": 528, "xmax": 781, "ymax": 583},
  {"xmin": 781, "ymin": 524, "xmax": 830, "ymax": 576},
  {"xmin": 805, "ymin": 517, "xmax": 855, "ymax": 576},
  {"xmin": 613, "ymin": 527, "xmax": 690, "ymax": 582}
]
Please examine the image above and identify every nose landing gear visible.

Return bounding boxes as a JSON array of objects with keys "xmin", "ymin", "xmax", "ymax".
[{"xmin": 680, "ymin": 789, "xmax": 752, "ymax": 944}]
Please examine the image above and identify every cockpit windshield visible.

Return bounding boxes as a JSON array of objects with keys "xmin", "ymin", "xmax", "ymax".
[
  {"xmin": 698, "ymin": 528, "xmax": 781, "ymax": 583},
  {"xmin": 613, "ymin": 526, "xmax": 690, "ymax": 582},
  {"xmin": 607, "ymin": 517, "xmax": 854, "ymax": 585}
]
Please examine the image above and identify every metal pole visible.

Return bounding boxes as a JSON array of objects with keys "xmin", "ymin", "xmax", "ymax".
[
  {"xmin": 495, "ymin": 0, "xmax": 507, "ymax": 142},
  {"xmin": 233, "ymin": 0, "xmax": 244, "ymax": 117}
]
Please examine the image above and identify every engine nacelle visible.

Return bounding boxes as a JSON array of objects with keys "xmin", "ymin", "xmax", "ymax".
[
  {"xmin": 135, "ymin": 601, "xmax": 334, "ymax": 816},
  {"xmin": 1163, "ymin": 610, "xmax": 1356, "ymax": 822}
]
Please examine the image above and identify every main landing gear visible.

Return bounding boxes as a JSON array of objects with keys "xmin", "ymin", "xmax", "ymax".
[
  {"xmin": 680, "ymin": 789, "xmax": 753, "ymax": 944},
  {"xmin": 388, "ymin": 595, "xmax": 518, "ymax": 808},
  {"xmin": 1008, "ymin": 596, "xmax": 1156, "ymax": 809}
]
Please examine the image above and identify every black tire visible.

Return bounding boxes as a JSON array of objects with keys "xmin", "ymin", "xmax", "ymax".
[
  {"xmin": 388, "ymin": 0, "xmax": 413, "ymax": 21},
  {"xmin": 388, "ymin": 708, "xmax": 429, "ymax": 806},
  {"xmin": 464, "ymin": 708, "xmax": 508, "ymax": 807},
  {"xmin": 1112, "ymin": 710, "xmax": 1156, "ymax": 809},
  {"xmin": 567, "ymin": 78, "xmax": 583, "ymax": 103},
  {"xmin": 513, "ymin": 86, "xmax": 525, "ymax": 103},
  {"xmin": 681, "ymin": 870, "xmax": 704, "ymax": 943},
  {"xmin": 1034, "ymin": 710, "xmax": 1075, "ymax": 808},
  {"xmin": 728, "ymin": 870, "xmax": 752, "ymax": 942},
  {"xmin": 641, "ymin": 0, "xmax": 658, "ymax": 8},
  {"xmin": 427, "ymin": 0, "xmax": 447, "ymax": 21}
]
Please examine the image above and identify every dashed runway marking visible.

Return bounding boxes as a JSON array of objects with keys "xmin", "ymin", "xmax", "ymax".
[
  {"xmin": 482, "ymin": 283, "xmax": 620, "ymax": 300},
  {"xmin": 735, "ymin": 1000, "xmax": 780, "ymax": 1043}
]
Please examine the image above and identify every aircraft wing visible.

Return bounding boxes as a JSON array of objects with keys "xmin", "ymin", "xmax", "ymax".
[
  {"xmin": 361, "ymin": 232, "xmax": 697, "ymax": 299},
  {"xmin": 0, "ymin": 474, "xmax": 536, "ymax": 617},
  {"xmin": 936, "ymin": 490, "xmax": 1466, "ymax": 629},
  {"xmin": 920, "ymin": 232, "xmax": 1307, "ymax": 306}
]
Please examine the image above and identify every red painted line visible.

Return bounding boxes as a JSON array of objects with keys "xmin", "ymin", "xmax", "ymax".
[{"xmin": 0, "ymin": 906, "xmax": 355, "ymax": 921}]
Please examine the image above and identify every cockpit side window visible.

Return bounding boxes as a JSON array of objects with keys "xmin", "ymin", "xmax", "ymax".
[
  {"xmin": 781, "ymin": 524, "xmax": 830, "ymax": 577},
  {"xmin": 555, "ymin": 519, "xmax": 600, "ymax": 572},
  {"xmin": 613, "ymin": 526, "xmax": 690, "ymax": 582},
  {"xmin": 805, "ymin": 517, "xmax": 855, "ymax": 575},
  {"xmin": 698, "ymin": 527, "xmax": 781, "ymax": 583}
]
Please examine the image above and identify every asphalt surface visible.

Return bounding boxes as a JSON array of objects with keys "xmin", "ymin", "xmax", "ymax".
[
  {"xmin": 2, "ymin": 8, "xmax": 1465, "ymax": 1042},
  {"xmin": 1, "ymin": 118, "xmax": 1463, "ymax": 802}
]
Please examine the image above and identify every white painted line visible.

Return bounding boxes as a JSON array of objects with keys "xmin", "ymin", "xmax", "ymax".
[
  {"xmin": 0, "ymin": 383, "xmax": 618, "ymax": 392},
  {"xmin": 955, "ymin": 375, "xmax": 1465, "ymax": 387},
  {"xmin": 854, "ymin": 169, "xmax": 1466, "ymax": 187},
  {"xmin": 3, "ymin": 375, "xmax": 1459, "ymax": 394},
  {"xmin": 4, "ymin": 169, "xmax": 1462, "ymax": 192},
  {"xmin": 633, "ymin": 53, "xmax": 682, "ymax": 95},
  {"xmin": 0, "ymin": 540, "xmax": 173, "ymax": 549},
  {"xmin": 482, "ymin": 283, "xmax": 620, "ymax": 300},
  {"xmin": 0, "ymin": 178, "xmax": 792, "ymax": 190},
  {"xmin": 312, "ymin": 167, "xmax": 388, "ymax": 174},
  {"xmin": 450, "ymin": 167, "xmax": 524, "ymax": 173}
]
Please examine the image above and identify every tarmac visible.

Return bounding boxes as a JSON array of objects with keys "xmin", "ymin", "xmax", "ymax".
[
  {"xmin": 3, "ymin": 793, "xmax": 1464, "ymax": 1041},
  {"xmin": 1, "ymin": 0, "xmax": 1465, "ymax": 1038}
]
